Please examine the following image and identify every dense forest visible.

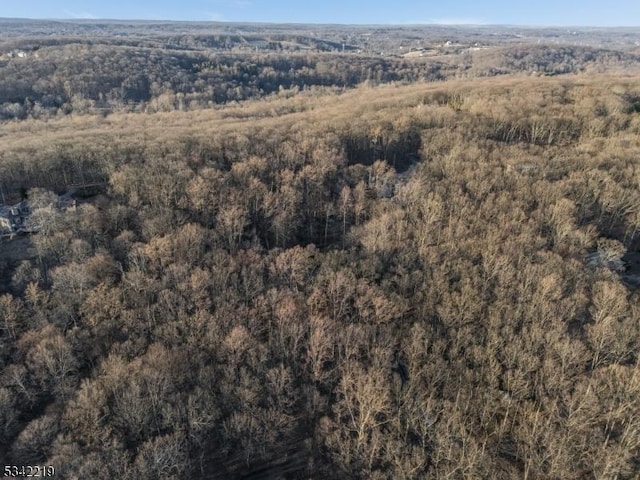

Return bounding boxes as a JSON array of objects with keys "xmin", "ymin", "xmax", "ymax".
[
  {"xmin": 1, "ymin": 21, "xmax": 640, "ymax": 120},
  {"xmin": 3, "ymin": 42, "xmax": 637, "ymax": 121},
  {"xmin": 1, "ymin": 21, "xmax": 640, "ymax": 480}
]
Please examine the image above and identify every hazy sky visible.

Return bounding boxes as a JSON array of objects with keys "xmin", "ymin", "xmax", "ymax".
[{"xmin": 2, "ymin": 0, "xmax": 640, "ymax": 26}]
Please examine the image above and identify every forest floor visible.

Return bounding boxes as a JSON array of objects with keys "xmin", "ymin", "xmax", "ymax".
[
  {"xmin": 0, "ymin": 235, "xmax": 35, "ymax": 263},
  {"xmin": 0, "ymin": 235, "xmax": 36, "ymax": 290},
  {"xmin": 623, "ymin": 250, "xmax": 640, "ymax": 287}
]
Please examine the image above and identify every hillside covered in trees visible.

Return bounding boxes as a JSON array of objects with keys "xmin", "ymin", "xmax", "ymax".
[
  {"xmin": 1, "ymin": 21, "xmax": 640, "ymax": 120},
  {"xmin": 1, "ymin": 20, "xmax": 640, "ymax": 480}
]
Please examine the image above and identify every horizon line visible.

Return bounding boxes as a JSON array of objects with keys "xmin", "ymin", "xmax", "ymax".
[{"xmin": 0, "ymin": 17, "xmax": 638, "ymax": 29}]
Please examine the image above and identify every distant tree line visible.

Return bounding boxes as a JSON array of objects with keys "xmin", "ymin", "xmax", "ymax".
[
  {"xmin": 2, "ymin": 38, "xmax": 639, "ymax": 120},
  {"xmin": 0, "ymin": 44, "xmax": 447, "ymax": 120}
]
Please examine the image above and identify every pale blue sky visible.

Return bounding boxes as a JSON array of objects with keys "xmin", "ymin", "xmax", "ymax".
[{"xmin": 1, "ymin": 1, "xmax": 639, "ymax": 26}]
